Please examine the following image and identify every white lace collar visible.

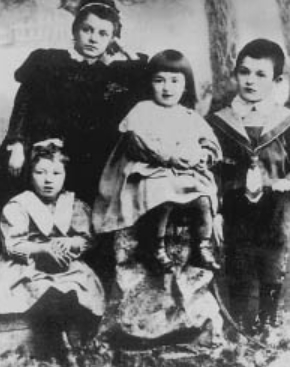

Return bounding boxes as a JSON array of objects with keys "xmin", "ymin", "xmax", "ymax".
[{"xmin": 68, "ymin": 46, "xmax": 127, "ymax": 65}]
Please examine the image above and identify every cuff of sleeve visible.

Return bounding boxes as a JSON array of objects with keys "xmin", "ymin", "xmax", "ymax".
[{"xmin": 9, "ymin": 249, "xmax": 31, "ymax": 264}]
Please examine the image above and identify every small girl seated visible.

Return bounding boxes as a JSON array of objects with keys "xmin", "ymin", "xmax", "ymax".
[
  {"xmin": 0, "ymin": 140, "xmax": 105, "ymax": 353},
  {"xmin": 93, "ymin": 49, "xmax": 222, "ymax": 271}
]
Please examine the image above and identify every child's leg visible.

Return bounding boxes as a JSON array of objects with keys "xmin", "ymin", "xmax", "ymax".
[
  {"xmin": 26, "ymin": 289, "xmax": 73, "ymax": 359},
  {"xmin": 155, "ymin": 203, "xmax": 174, "ymax": 270},
  {"xmin": 189, "ymin": 196, "xmax": 220, "ymax": 270},
  {"xmin": 55, "ymin": 290, "xmax": 101, "ymax": 348},
  {"xmin": 258, "ymin": 191, "xmax": 290, "ymax": 329},
  {"xmin": 114, "ymin": 226, "xmax": 139, "ymax": 266},
  {"xmin": 223, "ymin": 190, "xmax": 258, "ymax": 330}
]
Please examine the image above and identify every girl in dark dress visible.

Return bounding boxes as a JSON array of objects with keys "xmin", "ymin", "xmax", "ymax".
[{"xmin": 0, "ymin": 0, "xmax": 147, "ymax": 207}]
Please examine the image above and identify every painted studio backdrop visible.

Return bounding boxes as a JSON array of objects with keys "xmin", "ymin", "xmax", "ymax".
[
  {"xmin": 2, "ymin": 0, "xmax": 290, "ymax": 364},
  {"xmin": 0, "ymin": 0, "xmax": 290, "ymax": 144}
]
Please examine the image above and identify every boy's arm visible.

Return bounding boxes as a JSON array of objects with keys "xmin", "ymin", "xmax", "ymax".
[{"xmin": 272, "ymin": 127, "xmax": 290, "ymax": 192}]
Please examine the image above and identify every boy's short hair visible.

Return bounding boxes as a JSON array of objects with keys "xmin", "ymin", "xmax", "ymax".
[{"xmin": 235, "ymin": 39, "xmax": 285, "ymax": 79}]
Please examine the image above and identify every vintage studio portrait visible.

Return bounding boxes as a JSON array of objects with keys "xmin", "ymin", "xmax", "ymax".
[{"xmin": 1, "ymin": 0, "xmax": 290, "ymax": 366}]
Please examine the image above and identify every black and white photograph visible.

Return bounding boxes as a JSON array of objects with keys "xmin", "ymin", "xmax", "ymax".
[{"xmin": 1, "ymin": 0, "xmax": 290, "ymax": 366}]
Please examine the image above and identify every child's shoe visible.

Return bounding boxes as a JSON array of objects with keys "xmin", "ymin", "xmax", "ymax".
[
  {"xmin": 155, "ymin": 237, "xmax": 174, "ymax": 272},
  {"xmin": 200, "ymin": 240, "xmax": 220, "ymax": 271}
]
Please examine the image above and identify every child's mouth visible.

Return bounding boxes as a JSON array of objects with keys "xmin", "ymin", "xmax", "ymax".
[
  {"xmin": 43, "ymin": 187, "xmax": 54, "ymax": 192},
  {"xmin": 84, "ymin": 45, "xmax": 98, "ymax": 52},
  {"xmin": 244, "ymin": 87, "xmax": 256, "ymax": 93}
]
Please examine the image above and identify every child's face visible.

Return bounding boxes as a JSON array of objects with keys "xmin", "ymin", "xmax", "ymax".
[
  {"xmin": 74, "ymin": 13, "xmax": 114, "ymax": 62},
  {"xmin": 32, "ymin": 158, "xmax": 66, "ymax": 202},
  {"xmin": 236, "ymin": 56, "xmax": 276, "ymax": 103},
  {"xmin": 151, "ymin": 71, "xmax": 186, "ymax": 107}
]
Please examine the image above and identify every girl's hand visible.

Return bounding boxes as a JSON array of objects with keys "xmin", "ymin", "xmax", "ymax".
[
  {"xmin": 195, "ymin": 150, "xmax": 209, "ymax": 171},
  {"xmin": 7, "ymin": 143, "xmax": 25, "ymax": 177},
  {"xmin": 51, "ymin": 237, "xmax": 90, "ymax": 260},
  {"xmin": 170, "ymin": 157, "xmax": 192, "ymax": 170},
  {"xmin": 30, "ymin": 240, "xmax": 71, "ymax": 272},
  {"xmin": 68, "ymin": 236, "xmax": 90, "ymax": 256},
  {"xmin": 47, "ymin": 239, "xmax": 72, "ymax": 267},
  {"xmin": 272, "ymin": 179, "xmax": 290, "ymax": 192}
]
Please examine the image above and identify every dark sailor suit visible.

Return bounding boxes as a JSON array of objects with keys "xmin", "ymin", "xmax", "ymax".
[{"xmin": 208, "ymin": 100, "xmax": 290, "ymax": 328}]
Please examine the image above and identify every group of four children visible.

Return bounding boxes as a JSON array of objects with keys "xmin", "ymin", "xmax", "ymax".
[{"xmin": 0, "ymin": 0, "xmax": 290, "ymax": 351}]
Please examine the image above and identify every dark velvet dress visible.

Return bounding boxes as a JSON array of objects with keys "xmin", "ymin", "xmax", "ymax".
[{"xmin": 0, "ymin": 48, "xmax": 148, "ymax": 206}]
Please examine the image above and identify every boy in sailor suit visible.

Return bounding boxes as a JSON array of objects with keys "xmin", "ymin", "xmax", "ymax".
[{"xmin": 208, "ymin": 39, "xmax": 290, "ymax": 338}]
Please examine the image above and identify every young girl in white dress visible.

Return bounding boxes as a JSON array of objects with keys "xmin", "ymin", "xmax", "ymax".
[
  {"xmin": 0, "ymin": 140, "xmax": 105, "ymax": 355},
  {"xmin": 93, "ymin": 49, "xmax": 222, "ymax": 271}
]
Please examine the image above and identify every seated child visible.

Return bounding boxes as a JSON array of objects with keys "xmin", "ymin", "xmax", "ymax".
[
  {"xmin": 0, "ymin": 140, "xmax": 105, "ymax": 350},
  {"xmin": 93, "ymin": 49, "xmax": 222, "ymax": 271}
]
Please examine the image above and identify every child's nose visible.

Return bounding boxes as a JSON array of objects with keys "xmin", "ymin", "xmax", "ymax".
[
  {"xmin": 89, "ymin": 31, "xmax": 98, "ymax": 43},
  {"xmin": 45, "ymin": 174, "xmax": 53, "ymax": 183},
  {"xmin": 163, "ymin": 81, "xmax": 170, "ymax": 91},
  {"xmin": 246, "ymin": 74, "xmax": 255, "ymax": 84}
]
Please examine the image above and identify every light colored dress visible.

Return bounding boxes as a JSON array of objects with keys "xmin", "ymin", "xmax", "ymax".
[
  {"xmin": 93, "ymin": 100, "xmax": 221, "ymax": 233},
  {"xmin": 0, "ymin": 190, "xmax": 105, "ymax": 316}
]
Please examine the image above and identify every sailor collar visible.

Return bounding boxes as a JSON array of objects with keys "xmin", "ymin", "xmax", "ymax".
[
  {"xmin": 212, "ymin": 103, "xmax": 290, "ymax": 153},
  {"xmin": 14, "ymin": 191, "xmax": 75, "ymax": 236}
]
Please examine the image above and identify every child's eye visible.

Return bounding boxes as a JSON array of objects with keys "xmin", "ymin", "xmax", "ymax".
[
  {"xmin": 238, "ymin": 67, "xmax": 250, "ymax": 75},
  {"xmin": 152, "ymin": 78, "xmax": 164, "ymax": 83},
  {"xmin": 81, "ymin": 25, "xmax": 92, "ymax": 33},
  {"xmin": 99, "ymin": 30, "xmax": 109, "ymax": 37},
  {"xmin": 256, "ymin": 71, "xmax": 267, "ymax": 78}
]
